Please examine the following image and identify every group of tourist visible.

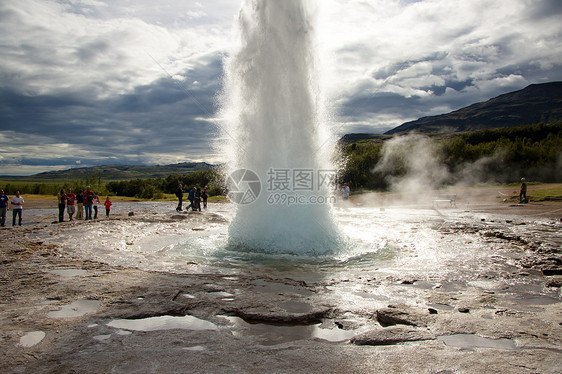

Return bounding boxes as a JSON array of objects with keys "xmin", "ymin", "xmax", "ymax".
[
  {"xmin": 0, "ymin": 187, "xmax": 113, "ymax": 227},
  {"xmin": 0, "ymin": 189, "xmax": 24, "ymax": 227},
  {"xmin": 176, "ymin": 184, "xmax": 208, "ymax": 212},
  {"xmin": 57, "ymin": 186, "xmax": 112, "ymax": 222}
]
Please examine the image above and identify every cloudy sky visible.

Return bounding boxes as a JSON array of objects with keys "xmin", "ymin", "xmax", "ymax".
[{"xmin": 1, "ymin": 0, "xmax": 561, "ymax": 176}]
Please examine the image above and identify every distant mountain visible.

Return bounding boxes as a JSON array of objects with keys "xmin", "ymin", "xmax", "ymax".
[
  {"xmin": 339, "ymin": 133, "xmax": 390, "ymax": 143},
  {"xmin": 5, "ymin": 162, "xmax": 213, "ymax": 181},
  {"xmin": 385, "ymin": 82, "xmax": 562, "ymax": 135}
]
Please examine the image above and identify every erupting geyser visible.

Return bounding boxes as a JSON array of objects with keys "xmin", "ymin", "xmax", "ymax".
[{"xmin": 220, "ymin": 0, "xmax": 342, "ymax": 255}]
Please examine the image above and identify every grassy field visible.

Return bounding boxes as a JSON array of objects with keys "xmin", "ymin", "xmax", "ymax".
[
  {"xmin": 525, "ymin": 184, "xmax": 562, "ymax": 201},
  {"xmin": 9, "ymin": 184, "xmax": 560, "ymax": 203}
]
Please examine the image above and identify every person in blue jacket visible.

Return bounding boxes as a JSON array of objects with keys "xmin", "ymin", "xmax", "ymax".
[
  {"xmin": 0, "ymin": 189, "xmax": 9, "ymax": 227},
  {"xmin": 187, "ymin": 187, "xmax": 195, "ymax": 211}
]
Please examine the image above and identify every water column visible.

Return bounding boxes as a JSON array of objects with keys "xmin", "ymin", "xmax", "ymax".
[{"xmin": 220, "ymin": 0, "xmax": 342, "ymax": 255}]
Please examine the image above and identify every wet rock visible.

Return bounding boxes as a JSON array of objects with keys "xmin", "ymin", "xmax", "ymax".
[
  {"xmin": 101, "ymin": 294, "xmax": 193, "ymax": 319},
  {"xmin": 541, "ymin": 268, "xmax": 562, "ymax": 276},
  {"xmin": 545, "ymin": 277, "xmax": 562, "ymax": 288},
  {"xmin": 375, "ymin": 305, "xmax": 431, "ymax": 327},
  {"xmin": 334, "ymin": 319, "xmax": 361, "ymax": 330},
  {"xmin": 222, "ymin": 306, "xmax": 332, "ymax": 324},
  {"xmin": 351, "ymin": 326, "xmax": 435, "ymax": 346}
]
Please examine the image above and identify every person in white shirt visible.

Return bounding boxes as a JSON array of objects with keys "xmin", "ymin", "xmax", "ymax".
[
  {"xmin": 11, "ymin": 190, "xmax": 24, "ymax": 226},
  {"xmin": 341, "ymin": 183, "xmax": 350, "ymax": 200}
]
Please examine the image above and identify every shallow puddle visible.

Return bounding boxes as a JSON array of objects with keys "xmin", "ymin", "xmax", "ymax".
[
  {"xmin": 183, "ymin": 345, "xmax": 207, "ymax": 351},
  {"xmin": 107, "ymin": 315, "xmax": 218, "ymax": 332},
  {"xmin": 19, "ymin": 331, "xmax": 46, "ymax": 347},
  {"xmin": 220, "ymin": 316, "xmax": 355, "ymax": 345},
  {"xmin": 47, "ymin": 300, "xmax": 101, "ymax": 318},
  {"xmin": 48, "ymin": 269, "xmax": 88, "ymax": 277},
  {"xmin": 311, "ymin": 326, "xmax": 357, "ymax": 342},
  {"xmin": 428, "ymin": 303, "xmax": 455, "ymax": 311},
  {"xmin": 209, "ymin": 291, "xmax": 234, "ymax": 298},
  {"xmin": 438, "ymin": 334, "xmax": 517, "ymax": 350}
]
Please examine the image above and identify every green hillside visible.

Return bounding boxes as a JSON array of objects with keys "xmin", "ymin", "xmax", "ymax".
[
  {"xmin": 1, "ymin": 162, "xmax": 213, "ymax": 182},
  {"xmin": 385, "ymin": 82, "xmax": 562, "ymax": 134}
]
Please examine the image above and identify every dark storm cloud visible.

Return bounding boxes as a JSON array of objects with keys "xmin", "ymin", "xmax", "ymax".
[
  {"xmin": 336, "ymin": 91, "xmax": 430, "ymax": 134},
  {"xmin": 0, "ymin": 55, "xmax": 224, "ymax": 170},
  {"xmin": 76, "ymin": 40, "xmax": 111, "ymax": 62},
  {"xmin": 370, "ymin": 52, "xmax": 449, "ymax": 80},
  {"xmin": 420, "ymin": 79, "xmax": 475, "ymax": 96},
  {"xmin": 342, "ymin": 92, "xmax": 422, "ymax": 119},
  {"xmin": 527, "ymin": 0, "xmax": 562, "ymax": 20},
  {"xmin": 2, "ymin": 0, "xmax": 562, "ymax": 174}
]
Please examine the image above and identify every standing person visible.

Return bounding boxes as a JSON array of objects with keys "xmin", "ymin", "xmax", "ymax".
[
  {"xmin": 187, "ymin": 187, "xmax": 195, "ymax": 211},
  {"xmin": 202, "ymin": 186, "xmax": 208, "ymax": 209},
  {"xmin": 57, "ymin": 189, "xmax": 66, "ymax": 223},
  {"xmin": 66, "ymin": 188, "xmax": 76, "ymax": 221},
  {"xmin": 520, "ymin": 178, "xmax": 528, "ymax": 203},
  {"xmin": 76, "ymin": 190, "xmax": 84, "ymax": 220},
  {"xmin": 11, "ymin": 191, "xmax": 24, "ymax": 226},
  {"xmin": 175, "ymin": 183, "xmax": 184, "ymax": 211},
  {"xmin": 104, "ymin": 196, "xmax": 112, "ymax": 217},
  {"xmin": 93, "ymin": 195, "xmax": 100, "ymax": 219},
  {"xmin": 0, "ymin": 189, "xmax": 8, "ymax": 227},
  {"xmin": 194, "ymin": 187, "xmax": 202, "ymax": 211},
  {"xmin": 84, "ymin": 186, "xmax": 95, "ymax": 220},
  {"xmin": 341, "ymin": 183, "xmax": 350, "ymax": 200}
]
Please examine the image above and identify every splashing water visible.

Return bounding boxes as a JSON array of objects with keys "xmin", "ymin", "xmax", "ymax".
[{"xmin": 219, "ymin": 0, "xmax": 342, "ymax": 255}]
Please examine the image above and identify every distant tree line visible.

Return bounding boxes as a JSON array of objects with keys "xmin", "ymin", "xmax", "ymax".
[
  {"xmin": 105, "ymin": 170, "xmax": 223, "ymax": 199},
  {"xmin": 4, "ymin": 123, "xmax": 560, "ymax": 197},
  {"xmin": 2, "ymin": 170, "xmax": 223, "ymax": 200},
  {"xmin": 339, "ymin": 122, "xmax": 562, "ymax": 190},
  {"xmin": 2, "ymin": 174, "xmax": 107, "ymax": 196}
]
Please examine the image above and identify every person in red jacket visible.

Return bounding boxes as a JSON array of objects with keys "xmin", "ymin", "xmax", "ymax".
[
  {"xmin": 104, "ymin": 196, "xmax": 112, "ymax": 217},
  {"xmin": 65, "ymin": 188, "xmax": 76, "ymax": 221}
]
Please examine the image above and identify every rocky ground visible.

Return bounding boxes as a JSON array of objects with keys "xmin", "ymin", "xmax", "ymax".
[{"xmin": 0, "ymin": 189, "xmax": 561, "ymax": 373}]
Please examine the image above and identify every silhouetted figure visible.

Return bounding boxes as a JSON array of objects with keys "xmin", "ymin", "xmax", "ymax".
[
  {"xmin": 57, "ymin": 189, "xmax": 66, "ymax": 222},
  {"xmin": 176, "ymin": 184, "xmax": 184, "ymax": 211},
  {"xmin": 202, "ymin": 186, "xmax": 208, "ymax": 209},
  {"xmin": 84, "ymin": 186, "xmax": 95, "ymax": 220},
  {"xmin": 194, "ymin": 187, "xmax": 202, "ymax": 211},
  {"xmin": 519, "ymin": 178, "xmax": 528, "ymax": 203},
  {"xmin": 0, "ymin": 189, "xmax": 8, "ymax": 227}
]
